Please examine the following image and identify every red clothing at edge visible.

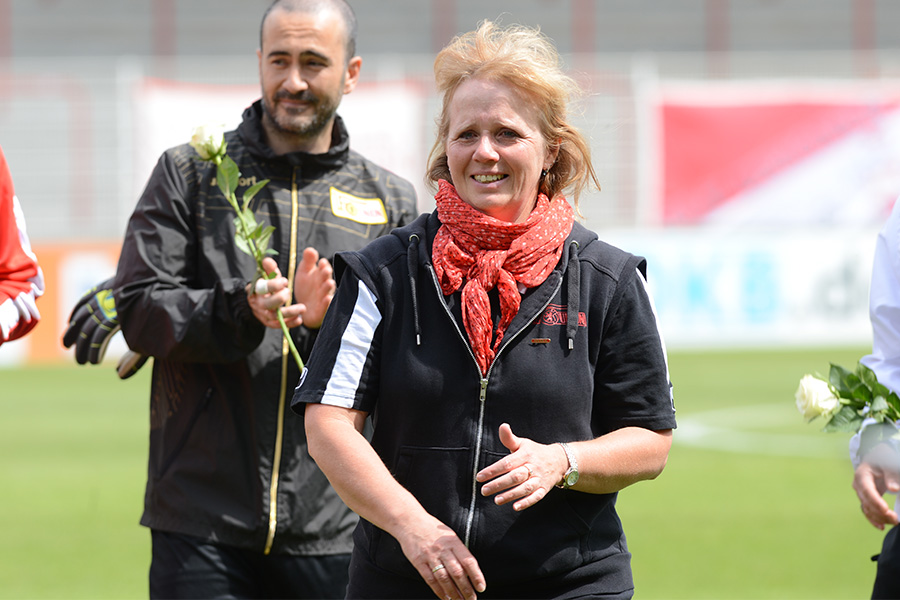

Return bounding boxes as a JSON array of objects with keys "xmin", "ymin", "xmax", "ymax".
[{"xmin": 0, "ymin": 145, "xmax": 44, "ymax": 345}]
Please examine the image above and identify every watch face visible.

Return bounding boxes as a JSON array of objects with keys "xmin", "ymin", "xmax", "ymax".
[{"xmin": 565, "ymin": 470, "xmax": 579, "ymax": 487}]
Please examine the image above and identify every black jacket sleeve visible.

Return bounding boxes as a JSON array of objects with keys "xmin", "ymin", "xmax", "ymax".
[
  {"xmin": 592, "ymin": 260, "xmax": 676, "ymax": 433},
  {"xmin": 114, "ymin": 148, "xmax": 265, "ymax": 362}
]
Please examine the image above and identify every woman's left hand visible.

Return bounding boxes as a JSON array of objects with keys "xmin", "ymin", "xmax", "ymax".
[{"xmin": 476, "ymin": 423, "xmax": 568, "ymax": 511}]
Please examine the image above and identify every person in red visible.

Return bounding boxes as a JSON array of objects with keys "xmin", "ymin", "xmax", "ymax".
[{"xmin": 0, "ymin": 145, "xmax": 44, "ymax": 346}]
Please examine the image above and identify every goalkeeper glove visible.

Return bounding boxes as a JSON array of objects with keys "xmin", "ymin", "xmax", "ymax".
[{"xmin": 62, "ymin": 277, "xmax": 148, "ymax": 378}]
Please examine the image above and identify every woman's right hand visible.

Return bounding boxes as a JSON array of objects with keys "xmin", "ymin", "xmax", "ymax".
[
  {"xmin": 397, "ymin": 514, "xmax": 486, "ymax": 600},
  {"xmin": 306, "ymin": 403, "xmax": 486, "ymax": 599}
]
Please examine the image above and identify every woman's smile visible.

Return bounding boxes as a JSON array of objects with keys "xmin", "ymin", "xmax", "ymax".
[{"xmin": 472, "ymin": 173, "xmax": 507, "ymax": 184}]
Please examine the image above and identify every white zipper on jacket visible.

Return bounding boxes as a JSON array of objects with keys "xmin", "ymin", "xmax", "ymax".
[
  {"xmin": 424, "ymin": 262, "xmax": 565, "ymax": 548},
  {"xmin": 263, "ymin": 169, "xmax": 300, "ymax": 555},
  {"xmin": 424, "ymin": 264, "xmax": 485, "ymax": 547},
  {"xmin": 463, "ymin": 377, "xmax": 488, "ymax": 547}
]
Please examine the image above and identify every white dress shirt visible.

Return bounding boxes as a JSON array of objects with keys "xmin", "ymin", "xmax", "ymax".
[{"xmin": 851, "ymin": 197, "xmax": 900, "ymax": 511}]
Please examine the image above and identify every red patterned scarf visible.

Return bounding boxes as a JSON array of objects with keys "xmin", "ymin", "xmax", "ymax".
[{"xmin": 432, "ymin": 179, "xmax": 574, "ymax": 375}]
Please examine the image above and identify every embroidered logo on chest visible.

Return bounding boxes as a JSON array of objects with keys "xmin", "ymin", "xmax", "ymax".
[
  {"xmin": 329, "ymin": 187, "xmax": 388, "ymax": 225},
  {"xmin": 538, "ymin": 304, "xmax": 587, "ymax": 327}
]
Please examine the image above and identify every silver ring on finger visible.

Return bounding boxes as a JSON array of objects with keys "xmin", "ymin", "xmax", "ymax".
[
  {"xmin": 431, "ymin": 563, "xmax": 445, "ymax": 573},
  {"xmin": 525, "ymin": 463, "xmax": 534, "ymax": 478}
]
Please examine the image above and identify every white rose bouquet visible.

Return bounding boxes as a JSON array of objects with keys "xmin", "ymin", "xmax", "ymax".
[
  {"xmin": 189, "ymin": 123, "xmax": 303, "ymax": 370},
  {"xmin": 795, "ymin": 362, "xmax": 900, "ymax": 433}
]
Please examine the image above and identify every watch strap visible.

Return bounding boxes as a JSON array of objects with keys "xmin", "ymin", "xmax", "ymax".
[{"xmin": 556, "ymin": 442, "xmax": 578, "ymax": 489}]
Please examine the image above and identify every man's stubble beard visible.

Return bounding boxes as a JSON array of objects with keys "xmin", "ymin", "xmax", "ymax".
[{"xmin": 261, "ymin": 91, "xmax": 340, "ymax": 143}]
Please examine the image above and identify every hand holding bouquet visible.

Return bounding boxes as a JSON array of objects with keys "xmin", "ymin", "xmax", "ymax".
[{"xmin": 796, "ymin": 361, "xmax": 900, "ymax": 433}]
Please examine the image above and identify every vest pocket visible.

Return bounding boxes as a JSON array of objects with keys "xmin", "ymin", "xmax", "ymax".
[
  {"xmin": 367, "ymin": 445, "xmax": 472, "ymax": 576},
  {"xmin": 468, "ymin": 449, "xmax": 596, "ymax": 585}
]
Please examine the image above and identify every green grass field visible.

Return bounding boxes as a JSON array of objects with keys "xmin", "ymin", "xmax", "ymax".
[{"xmin": 0, "ymin": 347, "xmax": 888, "ymax": 599}]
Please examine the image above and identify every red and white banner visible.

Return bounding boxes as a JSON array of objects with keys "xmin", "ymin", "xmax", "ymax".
[{"xmin": 657, "ymin": 81, "xmax": 900, "ymax": 226}]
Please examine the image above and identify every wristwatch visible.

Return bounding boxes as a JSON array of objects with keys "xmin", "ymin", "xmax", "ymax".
[{"xmin": 556, "ymin": 442, "xmax": 579, "ymax": 489}]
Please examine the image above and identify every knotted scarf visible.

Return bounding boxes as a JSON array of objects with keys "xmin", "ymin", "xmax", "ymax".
[{"xmin": 432, "ymin": 179, "xmax": 574, "ymax": 375}]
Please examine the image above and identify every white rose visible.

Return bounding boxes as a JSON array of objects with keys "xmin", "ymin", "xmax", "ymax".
[
  {"xmin": 795, "ymin": 374, "xmax": 840, "ymax": 421},
  {"xmin": 189, "ymin": 123, "xmax": 227, "ymax": 162}
]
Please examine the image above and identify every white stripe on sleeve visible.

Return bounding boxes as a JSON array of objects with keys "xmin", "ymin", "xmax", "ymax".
[{"xmin": 320, "ymin": 279, "xmax": 382, "ymax": 409}]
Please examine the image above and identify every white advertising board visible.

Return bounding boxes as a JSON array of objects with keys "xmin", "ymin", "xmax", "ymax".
[{"xmin": 602, "ymin": 227, "xmax": 878, "ymax": 350}]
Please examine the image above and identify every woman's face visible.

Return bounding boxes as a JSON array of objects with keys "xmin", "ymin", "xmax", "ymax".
[{"xmin": 445, "ymin": 77, "xmax": 556, "ymax": 223}]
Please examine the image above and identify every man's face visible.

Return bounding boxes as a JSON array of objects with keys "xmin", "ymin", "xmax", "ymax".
[{"xmin": 257, "ymin": 7, "xmax": 360, "ymax": 153}]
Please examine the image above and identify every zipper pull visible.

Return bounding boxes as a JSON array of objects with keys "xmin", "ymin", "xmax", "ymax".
[{"xmin": 480, "ymin": 378, "xmax": 488, "ymax": 403}]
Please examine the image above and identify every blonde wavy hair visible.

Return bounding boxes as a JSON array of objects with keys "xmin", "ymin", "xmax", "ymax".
[{"xmin": 426, "ymin": 20, "xmax": 599, "ymax": 212}]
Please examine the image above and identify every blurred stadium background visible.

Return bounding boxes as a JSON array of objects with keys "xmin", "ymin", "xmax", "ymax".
[
  {"xmin": 3, "ymin": 0, "xmax": 900, "ymax": 362},
  {"xmin": 4, "ymin": 3, "xmax": 900, "ymax": 598}
]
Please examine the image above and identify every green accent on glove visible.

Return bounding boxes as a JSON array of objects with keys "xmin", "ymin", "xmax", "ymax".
[
  {"xmin": 96, "ymin": 288, "xmax": 118, "ymax": 322},
  {"xmin": 62, "ymin": 277, "xmax": 123, "ymax": 365}
]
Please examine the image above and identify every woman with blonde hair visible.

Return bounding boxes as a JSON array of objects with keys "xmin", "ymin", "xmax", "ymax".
[{"xmin": 295, "ymin": 20, "xmax": 676, "ymax": 599}]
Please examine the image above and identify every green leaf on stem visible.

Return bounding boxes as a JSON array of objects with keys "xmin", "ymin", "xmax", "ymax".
[
  {"xmin": 217, "ymin": 156, "xmax": 240, "ymax": 200},
  {"xmin": 851, "ymin": 381, "xmax": 873, "ymax": 404},
  {"xmin": 242, "ymin": 179, "xmax": 270, "ymax": 210},
  {"xmin": 871, "ymin": 395, "xmax": 890, "ymax": 414},
  {"xmin": 858, "ymin": 362, "xmax": 879, "ymax": 388},
  {"xmin": 233, "ymin": 215, "xmax": 254, "ymax": 257},
  {"xmin": 829, "ymin": 363, "xmax": 855, "ymax": 396},
  {"xmin": 831, "ymin": 363, "xmax": 872, "ymax": 403},
  {"xmin": 246, "ymin": 220, "xmax": 263, "ymax": 240},
  {"xmin": 257, "ymin": 226, "xmax": 276, "ymax": 257},
  {"xmin": 887, "ymin": 391, "xmax": 900, "ymax": 420},
  {"xmin": 824, "ymin": 404, "xmax": 865, "ymax": 433}
]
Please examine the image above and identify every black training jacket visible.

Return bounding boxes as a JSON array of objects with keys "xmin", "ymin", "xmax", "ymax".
[
  {"xmin": 293, "ymin": 211, "xmax": 676, "ymax": 594},
  {"xmin": 114, "ymin": 101, "xmax": 417, "ymax": 555}
]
